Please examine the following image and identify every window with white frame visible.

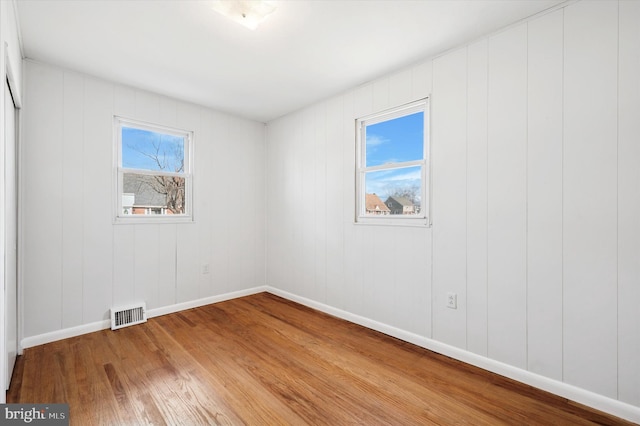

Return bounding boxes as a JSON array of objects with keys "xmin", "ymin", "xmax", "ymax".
[
  {"xmin": 356, "ymin": 99, "xmax": 429, "ymax": 225},
  {"xmin": 115, "ymin": 117, "xmax": 193, "ymax": 222}
]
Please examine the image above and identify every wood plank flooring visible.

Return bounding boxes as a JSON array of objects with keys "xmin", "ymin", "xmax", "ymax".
[{"xmin": 7, "ymin": 293, "xmax": 632, "ymax": 425}]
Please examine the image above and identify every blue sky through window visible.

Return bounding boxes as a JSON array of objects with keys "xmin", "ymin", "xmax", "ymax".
[
  {"xmin": 364, "ymin": 111, "xmax": 424, "ymax": 203},
  {"xmin": 365, "ymin": 111, "xmax": 423, "ymax": 167},
  {"xmin": 122, "ymin": 127, "xmax": 185, "ymax": 172}
]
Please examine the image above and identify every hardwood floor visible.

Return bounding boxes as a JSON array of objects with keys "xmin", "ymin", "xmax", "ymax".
[{"xmin": 7, "ymin": 293, "xmax": 632, "ymax": 425}]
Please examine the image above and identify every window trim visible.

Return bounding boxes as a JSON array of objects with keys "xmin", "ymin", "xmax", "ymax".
[
  {"xmin": 355, "ymin": 98, "xmax": 430, "ymax": 227},
  {"xmin": 113, "ymin": 116, "xmax": 194, "ymax": 224}
]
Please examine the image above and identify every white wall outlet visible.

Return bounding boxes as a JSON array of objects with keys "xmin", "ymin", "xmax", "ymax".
[
  {"xmin": 446, "ymin": 292, "xmax": 457, "ymax": 309},
  {"xmin": 201, "ymin": 263, "xmax": 210, "ymax": 274}
]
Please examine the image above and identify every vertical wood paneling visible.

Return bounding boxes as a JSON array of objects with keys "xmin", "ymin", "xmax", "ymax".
[
  {"xmin": 362, "ymin": 227, "xmax": 393, "ymax": 324},
  {"xmin": 300, "ymin": 108, "xmax": 316, "ymax": 298},
  {"xmin": 617, "ymin": 0, "xmax": 640, "ymax": 406},
  {"xmin": 487, "ymin": 24, "xmax": 528, "ymax": 369},
  {"xmin": 412, "ymin": 61, "xmax": 433, "ymax": 101},
  {"xmin": 265, "ymin": 119, "xmax": 284, "ymax": 289},
  {"xmin": 114, "ymin": 85, "xmax": 136, "ymax": 117},
  {"xmin": 229, "ymin": 121, "xmax": 248, "ymax": 293},
  {"xmin": 159, "ymin": 96, "xmax": 178, "ymax": 128},
  {"xmin": 176, "ymin": 223, "xmax": 199, "ymax": 302},
  {"xmin": 252, "ymin": 123, "xmax": 266, "ymax": 289},
  {"xmin": 82, "ymin": 77, "xmax": 114, "ymax": 322},
  {"xmin": 432, "ymin": 48, "xmax": 468, "ymax": 348},
  {"xmin": 61, "ymin": 71, "xmax": 85, "ymax": 328},
  {"xmin": 134, "ymin": 225, "xmax": 159, "ymax": 307},
  {"xmin": 389, "ymin": 68, "xmax": 413, "ymax": 106},
  {"xmin": 375, "ymin": 227, "xmax": 397, "ymax": 325},
  {"xmin": 157, "ymin": 224, "xmax": 177, "ymax": 307},
  {"xmin": 197, "ymin": 110, "xmax": 215, "ymax": 297},
  {"xmin": 466, "ymin": 39, "xmax": 489, "ymax": 356},
  {"xmin": 112, "ymin": 226, "xmax": 135, "ymax": 304},
  {"xmin": 225, "ymin": 120, "xmax": 255, "ymax": 291},
  {"xmin": 353, "ymin": 83, "xmax": 374, "ymax": 119},
  {"xmin": 563, "ymin": 0, "xmax": 618, "ymax": 398},
  {"xmin": 210, "ymin": 115, "xmax": 231, "ymax": 294},
  {"xmin": 22, "ymin": 63, "xmax": 64, "ymax": 336},
  {"xmin": 313, "ymin": 105, "xmax": 327, "ymax": 302},
  {"xmin": 241, "ymin": 123, "xmax": 265, "ymax": 289},
  {"xmin": 359, "ymin": 228, "xmax": 374, "ymax": 319},
  {"xmin": 325, "ymin": 97, "xmax": 345, "ymax": 309},
  {"xmin": 393, "ymin": 227, "xmax": 431, "ymax": 336},
  {"xmin": 134, "ymin": 91, "xmax": 161, "ymax": 124},
  {"xmin": 285, "ymin": 113, "xmax": 303, "ymax": 295},
  {"xmin": 527, "ymin": 9, "xmax": 564, "ymax": 381},
  {"xmin": 373, "ymin": 77, "xmax": 390, "ymax": 112}
]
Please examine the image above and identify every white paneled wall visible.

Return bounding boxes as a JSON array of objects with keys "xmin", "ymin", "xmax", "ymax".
[
  {"xmin": 432, "ymin": 48, "xmax": 467, "ymax": 349},
  {"xmin": 563, "ymin": 1, "xmax": 619, "ymax": 399},
  {"xmin": 526, "ymin": 9, "xmax": 564, "ymax": 382},
  {"xmin": 266, "ymin": 0, "xmax": 640, "ymax": 414},
  {"xmin": 487, "ymin": 23, "xmax": 528, "ymax": 370},
  {"xmin": 22, "ymin": 60, "xmax": 265, "ymax": 339},
  {"xmin": 465, "ymin": 39, "xmax": 489, "ymax": 357},
  {"xmin": 618, "ymin": 0, "xmax": 640, "ymax": 406}
]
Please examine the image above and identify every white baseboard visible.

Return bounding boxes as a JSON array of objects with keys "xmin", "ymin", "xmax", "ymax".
[
  {"xmin": 21, "ymin": 319, "xmax": 111, "ymax": 349},
  {"xmin": 265, "ymin": 286, "xmax": 640, "ymax": 424},
  {"xmin": 146, "ymin": 286, "xmax": 268, "ymax": 319},
  {"xmin": 20, "ymin": 286, "xmax": 268, "ymax": 349}
]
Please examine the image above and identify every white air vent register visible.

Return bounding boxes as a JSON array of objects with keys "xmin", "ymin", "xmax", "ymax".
[{"xmin": 111, "ymin": 302, "xmax": 147, "ymax": 330}]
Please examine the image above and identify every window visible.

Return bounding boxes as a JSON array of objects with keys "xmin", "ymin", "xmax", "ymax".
[
  {"xmin": 356, "ymin": 99, "xmax": 429, "ymax": 225},
  {"xmin": 114, "ymin": 117, "xmax": 193, "ymax": 223}
]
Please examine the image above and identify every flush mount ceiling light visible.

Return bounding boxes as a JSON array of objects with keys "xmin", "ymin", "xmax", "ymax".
[{"xmin": 211, "ymin": 1, "xmax": 276, "ymax": 30}]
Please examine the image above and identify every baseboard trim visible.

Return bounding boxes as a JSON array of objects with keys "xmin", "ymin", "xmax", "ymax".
[
  {"xmin": 20, "ymin": 286, "xmax": 268, "ymax": 349},
  {"xmin": 265, "ymin": 286, "xmax": 640, "ymax": 424},
  {"xmin": 21, "ymin": 319, "xmax": 111, "ymax": 349},
  {"xmin": 146, "ymin": 286, "xmax": 268, "ymax": 319}
]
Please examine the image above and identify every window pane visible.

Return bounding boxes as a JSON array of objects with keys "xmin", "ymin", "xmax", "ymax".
[
  {"xmin": 122, "ymin": 173, "xmax": 186, "ymax": 215},
  {"xmin": 364, "ymin": 166, "xmax": 422, "ymax": 215},
  {"xmin": 365, "ymin": 111, "xmax": 423, "ymax": 167},
  {"xmin": 122, "ymin": 126, "xmax": 185, "ymax": 172}
]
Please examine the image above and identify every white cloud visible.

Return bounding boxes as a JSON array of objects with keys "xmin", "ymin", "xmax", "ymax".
[
  {"xmin": 388, "ymin": 169, "xmax": 421, "ymax": 182},
  {"xmin": 366, "ymin": 133, "xmax": 388, "ymax": 147}
]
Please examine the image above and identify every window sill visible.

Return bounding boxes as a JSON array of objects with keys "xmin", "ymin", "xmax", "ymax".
[
  {"xmin": 355, "ymin": 216, "xmax": 431, "ymax": 227},
  {"xmin": 114, "ymin": 215, "xmax": 194, "ymax": 225}
]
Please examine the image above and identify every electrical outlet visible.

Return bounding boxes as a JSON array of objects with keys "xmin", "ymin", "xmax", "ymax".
[
  {"xmin": 446, "ymin": 292, "xmax": 457, "ymax": 309},
  {"xmin": 201, "ymin": 264, "xmax": 210, "ymax": 274}
]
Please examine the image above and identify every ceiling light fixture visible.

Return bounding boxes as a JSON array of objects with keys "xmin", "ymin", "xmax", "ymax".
[{"xmin": 211, "ymin": 1, "xmax": 276, "ymax": 30}]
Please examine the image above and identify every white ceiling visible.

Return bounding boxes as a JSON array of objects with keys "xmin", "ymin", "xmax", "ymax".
[{"xmin": 16, "ymin": 0, "xmax": 564, "ymax": 123}]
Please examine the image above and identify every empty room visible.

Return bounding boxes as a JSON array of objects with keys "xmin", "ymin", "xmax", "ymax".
[{"xmin": 1, "ymin": 0, "xmax": 639, "ymax": 424}]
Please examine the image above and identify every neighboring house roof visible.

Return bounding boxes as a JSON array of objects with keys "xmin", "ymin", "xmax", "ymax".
[
  {"xmin": 365, "ymin": 193, "xmax": 390, "ymax": 212},
  {"xmin": 386, "ymin": 196, "xmax": 414, "ymax": 207},
  {"xmin": 123, "ymin": 174, "xmax": 167, "ymax": 207}
]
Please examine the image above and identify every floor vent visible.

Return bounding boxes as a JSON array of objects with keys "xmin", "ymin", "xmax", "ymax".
[{"xmin": 111, "ymin": 303, "xmax": 147, "ymax": 330}]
